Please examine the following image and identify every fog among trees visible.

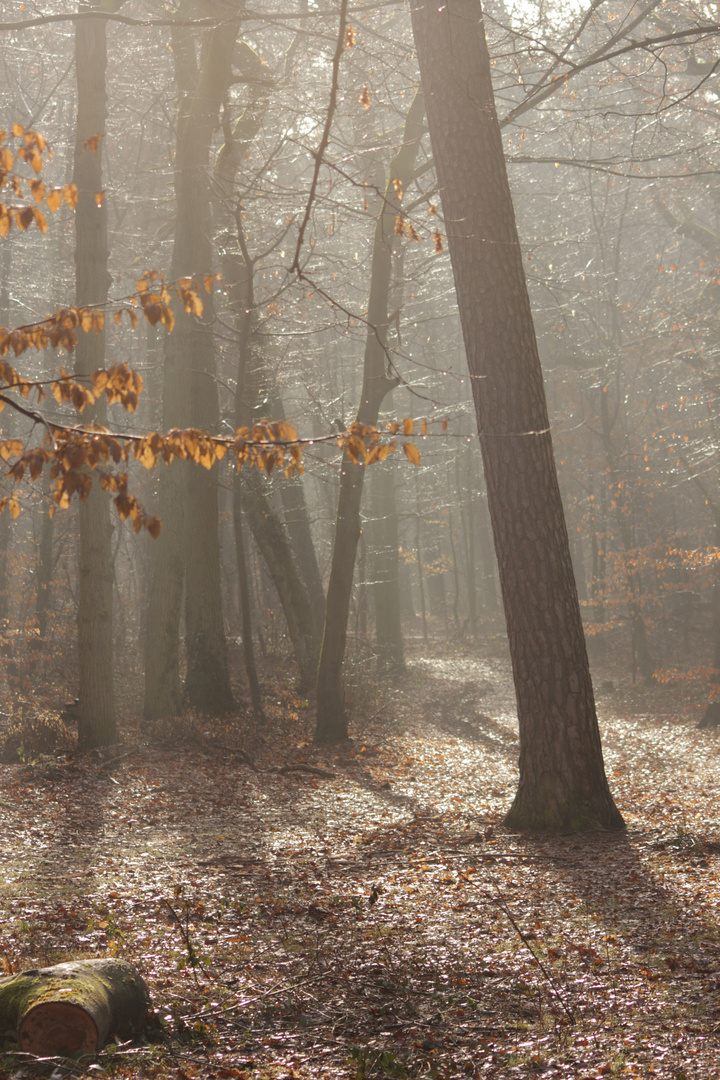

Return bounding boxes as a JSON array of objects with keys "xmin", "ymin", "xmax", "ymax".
[{"xmin": 1, "ymin": 0, "xmax": 720, "ymax": 822}]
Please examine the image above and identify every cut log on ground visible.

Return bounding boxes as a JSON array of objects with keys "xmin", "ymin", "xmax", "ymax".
[{"xmin": 0, "ymin": 958, "xmax": 150, "ymax": 1057}]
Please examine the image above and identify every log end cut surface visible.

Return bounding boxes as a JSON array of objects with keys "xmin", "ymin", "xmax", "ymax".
[{"xmin": 19, "ymin": 1001, "xmax": 99, "ymax": 1056}]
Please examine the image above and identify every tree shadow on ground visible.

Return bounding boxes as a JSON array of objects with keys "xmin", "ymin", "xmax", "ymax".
[{"xmin": 511, "ymin": 828, "xmax": 720, "ymax": 1030}]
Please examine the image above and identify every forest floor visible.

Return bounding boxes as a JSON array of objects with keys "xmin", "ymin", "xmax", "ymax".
[{"xmin": 1, "ymin": 640, "xmax": 720, "ymax": 1080}]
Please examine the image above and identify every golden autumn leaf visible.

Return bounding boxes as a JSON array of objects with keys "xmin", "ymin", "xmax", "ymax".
[
  {"xmin": 30, "ymin": 179, "xmax": 45, "ymax": 204},
  {"xmin": 143, "ymin": 302, "xmax": 163, "ymax": 327},
  {"xmin": 345, "ymin": 435, "xmax": 365, "ymax": 464},
  {"xmin": 33, "ymin": 208, "xmax": 48, "ymax": 234},
  {"xmin": 403, "ymin": 417, "xmax": 414, "ymax": 436},
  {"xmin": 46, "ymin": 188, "xmax": 62, "ymax": 212},
  {"xmin": 203, "ymin": 274, "xmax": 215, "ymax": 293},
  {"xmin": 420, "ymin": 418, "xmax": 428, "ymax": 435},
  {"xmin": 8, "ymin": 497, "xmax": 19, "ymax": 519},
  {"xmin": 345, "ymin": 25, "xmax": 356, "ymax": 47},
  {"xmin": 11, "ymin": 123, "xmax": 23, "ymax": 138},
  {"xmin": 0, "ymin": 205, "xmax": 11, "ymax": 238},
  {"xmin": 63, "ymin": 183, "xmax": 79, "ymax": 209},
  {"xmin": 94, "ymin": 191, "xmax": 105, "ymax": 207},
  {"xmin": 27, "ymin": 148, "xmax": 43, "ymax": 175},
  {"xmin": 359, "ymin": 84, "xmax": 371, "ymax": 110},
  {"xmin": 404, "ymin": 442, "xmax": 421, "ymax": 466},
  {"xmin": 433, "ymin": 228, "xmax": 444, "ymax": 253},
  {"xmin": 181, "ymin": 289, "xmax": 203, "ymax": 317},
  {"xmin": 392, "ymin": 178, "xmax": 403, "ymax": 201},
  {"xmin": 83, "ymin": 135, "xmax": 102, "ymax": 154},
  {"xmin": 0, "ymin": 439, "xmax": 23, "ymax": 461},
  {"xmin": 15, "ymin": 206, "xmax": 34, "ymax": 231}
]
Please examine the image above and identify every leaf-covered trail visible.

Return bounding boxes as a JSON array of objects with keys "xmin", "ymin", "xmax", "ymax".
[{"xmin": 1, "ymin": 648, "xmax": 720, "ymax": 1079}]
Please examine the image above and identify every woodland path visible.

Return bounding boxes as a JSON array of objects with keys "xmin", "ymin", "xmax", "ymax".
[{"xmin": 0, "ymin": 645, "xmax": 719, "ymax": 1078}]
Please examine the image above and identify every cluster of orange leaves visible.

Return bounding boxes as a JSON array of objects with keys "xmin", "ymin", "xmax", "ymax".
[
  {"xmin": 653, "ymin": 666, "xmax": 720, "ymax": 686},
  {"xmin": 0, "ymin": 121, "xmax": 422, "ymax": 533},
  {"xmin": 337, "ymin": 416, "xmax": 445, "ymax": 467},
  {"xmin": 0, "ymin": 124, "xmax": 79, "ymax": 238},
  {"xmin": 0, "ymin": 417, "xmax": 316, "ymax": 534},
  {"xmin": 393, "ymin": 214, "xmax": 443, "ymax": 254},
  {"xmin": 0, "ymin": 272, "xmax": 208, "ymax": 370}
]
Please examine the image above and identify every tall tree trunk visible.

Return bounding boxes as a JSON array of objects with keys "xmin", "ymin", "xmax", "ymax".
[
  {"xmin": 415, "ymin": 509, "xmax": 429, "ymax": 648},
  {"xmin": 35, "ymin": 469, "xmax": 54, "ymax": 641},
  {"xmin": 370, "ymin": 455, "xmax": 404, "ymax": 676},
  {"xmin": 73, "ymin": 3, "xmax": 117, "ymax": 748},
  {"xmin": 0, "ymin": 238, "xmax": 13, "ymax": 634},
  {"xmin": 213, "ymin": 46, "xmax": 320, "ymax": 691},
  {"xmin": 477, "ymin": 490, "xmax": 498, "ymax": 616},
  {"xmin": 598, "ymin": 385, "xmax": 654, "ymax": 682},
  {"xmin": 232, "ymin": 495, "xmax": 264, "ymax": 722},
  {"xmin": 223, "ymin": 238, "xmax": 319, "ymax": 692},
  {"xmin": 315, "ymin": 88, "xmax": 425, "ymax": 742},
  {"xmin": 459, "ymin": 446, "xmax": 478, "ymax": 640},
  {"xmin": 411, "ymin": 0, "xmax": 623, "ymax": 831},
  {"xmin": 271, "ymin": 395, "xmax": 326, "ymax": 637},
  {"xmin": 144, "ymin": 14, "xmax": 237, "ymax": 718}
]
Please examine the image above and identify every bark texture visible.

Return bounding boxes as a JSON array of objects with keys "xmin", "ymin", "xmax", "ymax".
[
  {"xmin": 73, "ymin": 4, "xmax": 117, "ymax": 748},
  {"xmin": 411, "ymin": 0, "xmax": 623, "ymax": 831},
  {"xmin": 0, "ymin": 959, "xmax": 149, "ymax": 1057}
]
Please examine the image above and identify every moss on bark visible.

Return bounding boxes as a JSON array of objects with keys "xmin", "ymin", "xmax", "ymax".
[{"xmin": 0, "ymin": 958, "xmax": 149, "ymax": 1057}]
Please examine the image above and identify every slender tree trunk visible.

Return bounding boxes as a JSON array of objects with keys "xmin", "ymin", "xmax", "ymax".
[
  {"xmin": 315, "ymin": 88, "xmax": 425, "ymax": 742},
  {"xmin": 0, "ymin": 238, "xmax": 13, "ymax": 634},
  {"xmin": 271, "ymin": 400, "xmax": 326, "ymax": 636},
  {"xmin": 477, "ymin": 490, "xmax": 498, "ymax": 616},
  {"xmin": 370, "ymin": 455, "xmax": 404, "ymax": 676},
  {"xmin": 36, "ymin": 470, "xmax": 54, "ymax": 640},
  {"xmin": 232, "ymin": 492, "xmax": 264, "ymax": 722},
  {"xmin": 213, "ymin": 52, "xmax": 321, "ymax": 690},
  {"xmin": 73, "ymin": 4, "xmax": 116, "ymax": 748},
  {"xmin": 416, "ymin": 511, "xmax": 429, "ymax": 647},
  {"xmin": 223, "ymin": 238, "xmax": 319, "ymax": 692},
  {"xmin": 448, "ymin": 507, "xmax": 461, "ymax": 635},
  {"xmin": 411, "ymin": 0, "xmax": 623, "ymax": 831},
  {"xmin": 356, "ymin": 529, "xmax": 368, "ymax": 643},
  {"xmin": 598, "ymin": 386, "xmax": 654, "ymax": 682},
  {"xmin": 144, "ymin": 15, "xmax": 237, "ymax": 717}
]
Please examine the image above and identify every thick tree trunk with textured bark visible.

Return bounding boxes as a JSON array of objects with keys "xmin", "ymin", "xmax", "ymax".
[
  {"xmin": 73, "ymin": 4, "xmax": 117, "ymax": 748},
  {"xmin": 0, "ymin": 959, "xmax": 149, "ymax": 1057},
  {"xmin": 411, "ymin": 0, "xmax": 623, "ymax": 831},
  {"xmin": 315, "ymin": 88, "xmax": 425, "ymax": 742}
]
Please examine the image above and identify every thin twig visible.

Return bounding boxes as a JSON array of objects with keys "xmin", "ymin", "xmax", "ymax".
[
  {"xmin": 495, "ymin": 897, "xmax": 576, "ymax": 1024},
  {"xmin": 191, "ymin": 970, "xmax": 333, "ymax": 1021},
  {"xmin": 97, "ymin": 746, "xmax": 139, "ymax": 771}
]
